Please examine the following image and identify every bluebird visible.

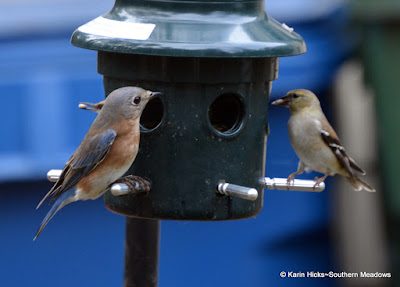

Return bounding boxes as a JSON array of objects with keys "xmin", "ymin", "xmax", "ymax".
[
  {"xmin": 272, "ymin": 89, "xmax": 375, "ymax": 192},
  {"xmin": 35, "ymin": 86, "xmax": 162, "ymax": 239}
]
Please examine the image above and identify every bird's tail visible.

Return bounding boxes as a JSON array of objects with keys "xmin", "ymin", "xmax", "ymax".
[
  {"xmin": 34, "ymin": 189, "xmax": 76, "ymax": 240},
  {"xmin": 345, "ymin": 175, "xmax": 376, "ymax": 192}
]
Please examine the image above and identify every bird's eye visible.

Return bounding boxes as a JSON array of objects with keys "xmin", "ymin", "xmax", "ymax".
[
  {"xmin": 133, "ymin": 96, "xmax": 141, "ymax": 105},
  {"xmin": 292, "ymin": 93, "xmax": 299, "ymax": 99}
]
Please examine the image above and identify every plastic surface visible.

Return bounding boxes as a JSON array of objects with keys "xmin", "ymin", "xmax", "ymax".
[
  {"xmin": 71, "ymin": 0, "xmax": 306, "ymax": 58},
  {"xmin": 102, "ymin": 53, "xmax": 275, "ymax": 220}
]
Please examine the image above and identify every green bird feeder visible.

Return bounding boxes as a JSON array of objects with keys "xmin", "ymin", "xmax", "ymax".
[
  {"xmin": 71, "ymin": 0, "xmax": 306, "ymax": 220},
  {"xmin": 71, "ymin": 0, "xmax": 305, "ymax": 285}
]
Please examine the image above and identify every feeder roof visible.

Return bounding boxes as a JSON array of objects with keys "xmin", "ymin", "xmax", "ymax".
[{"xmin": 71, "ymin": 0, "xmax": 306, "ymax": 58}]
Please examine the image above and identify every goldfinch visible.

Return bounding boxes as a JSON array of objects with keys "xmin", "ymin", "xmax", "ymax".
[{"xmin": 272, "ymin": 89, "xmax": 375, "ymax": 192}]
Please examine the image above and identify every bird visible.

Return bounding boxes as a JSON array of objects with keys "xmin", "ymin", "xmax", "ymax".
[
  {"xmin": 271, "ymin": 89, "xmax": 375, "ymax": 192},
  {"xmin": 78, "ymin": 100, "xmax": 104, "ymax": 113},
  {"xmin": 35, "ymin": 86, "xmax": 162, "ymax": 240}
]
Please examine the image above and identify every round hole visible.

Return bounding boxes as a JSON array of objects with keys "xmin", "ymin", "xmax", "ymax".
[
  {"xmin": 208, "ymin": 93, "xmax": 244, "ymax": 135},
  {"xmin": 140, "ymin": 97, "xmax": 164, "ymax": 131}
]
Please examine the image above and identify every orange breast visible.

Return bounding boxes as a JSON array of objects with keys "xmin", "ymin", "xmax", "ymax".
[{"xmin": 77, "ymin": 122, "xmax": 140, "ymax": 197}]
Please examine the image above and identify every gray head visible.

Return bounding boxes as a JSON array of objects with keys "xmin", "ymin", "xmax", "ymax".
[
  {"xmin": 100, "ymin": 86, "xmax": 162, "ymax": 120},
  {"xmin": 271, "ymin": 89, "xmax": 321, "ymax": 115}
]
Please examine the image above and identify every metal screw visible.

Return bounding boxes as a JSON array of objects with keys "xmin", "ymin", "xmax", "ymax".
[
  {"xmin": 111, "ymin": 183, "xmax": 131, "ymax": 196},
  {"xmin": 47, "ymin": 169, "xmax": 62, "ymax": 182},
  {"xmin": 217, "ymin": 182, "xmax": 258, "ymax": 201}
]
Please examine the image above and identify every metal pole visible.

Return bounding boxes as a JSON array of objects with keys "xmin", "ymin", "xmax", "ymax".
[{"xmin": 124, "ymin": 218, "xmax": 160, "ymax": 287}]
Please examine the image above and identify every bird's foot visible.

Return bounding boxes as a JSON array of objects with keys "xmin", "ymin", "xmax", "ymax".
[
  {"xmin": 287, "ymin": 174, "xmax": 296, "ymax": 185},
  {"xmin": 287, "ymin": 174, "xmax": 297, "ymax": 190},
  {"xmin": 114, "ymin": 175, "xmax": 151, "ymax": 194},
  {"xmin": 313, "ymin": 175, "xmax": 328, "ymax": 190}
]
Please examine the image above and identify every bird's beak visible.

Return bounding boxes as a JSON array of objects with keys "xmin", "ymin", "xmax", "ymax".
[
  {"xmin": 149, "ymin": 91, "xmax": 163, "ymax": 99},
  {"xmin": 271, "ymin": 96, "xmax": 290, "ymax": 107}
]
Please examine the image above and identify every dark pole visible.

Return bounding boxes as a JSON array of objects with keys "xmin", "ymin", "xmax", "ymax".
[{"xmin": 124, "ymin": 218, "xmax": 160, "ymax": 287}]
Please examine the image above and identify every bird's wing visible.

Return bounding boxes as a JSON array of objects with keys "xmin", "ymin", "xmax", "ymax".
[
  {"xmin": 347, "ymin": 156, "xmax": 366, "ymax": 175},
  {"xmin": 37, "ymin": 129, "xmax": 117, "ymax": 208},
  {"xmin": 320, "ymin": 129, "xmax": 366, "ymax": 175}
]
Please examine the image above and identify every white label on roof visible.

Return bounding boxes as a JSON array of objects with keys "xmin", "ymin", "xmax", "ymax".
[
  {"xmin": 78, "ymin": 16, "xmax": 155, "ymax": 40},
  {"xmin": 281, "ymin": 23, "xmax": 294, "ymax": 33}
]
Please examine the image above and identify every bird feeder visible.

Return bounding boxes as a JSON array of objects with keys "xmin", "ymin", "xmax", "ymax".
[
  {"xmin": 71, "ymin": 0, "xmax": 306, "ymax": 221},
  {"xmin": 66, "ymin": 1, "xmax": 307, "ymax": 286}
]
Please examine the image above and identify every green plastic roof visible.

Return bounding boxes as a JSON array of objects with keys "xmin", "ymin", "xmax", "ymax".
[{"xmin": 71, "ymin": 0, "xmax": 306, "ymax": 58}]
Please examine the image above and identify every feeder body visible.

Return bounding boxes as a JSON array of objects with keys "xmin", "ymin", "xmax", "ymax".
[
  {"xmin": 100, "ymin": 53, "xmax": 275, "ymax": 219},
  {"xmin": 70, "ymin": 0, "xmax": 306, "ymax": 220}
]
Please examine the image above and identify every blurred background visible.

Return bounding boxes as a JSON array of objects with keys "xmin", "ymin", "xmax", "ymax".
[{"xmin": 0, "ymin": 0, "xmax": 396, "ymax": 286}]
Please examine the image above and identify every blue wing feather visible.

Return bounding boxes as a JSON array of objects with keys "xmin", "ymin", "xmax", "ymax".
[{"xmin": 37, "ymin": 129, "xmax": 117, "ymax": 208}]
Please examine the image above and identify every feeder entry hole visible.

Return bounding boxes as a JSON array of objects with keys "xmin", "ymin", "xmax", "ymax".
[
  {"xmin": 209, "ymin": 93, "xmax": 244, "ymax": 135},
  {"xmin": 140, "ymin": 97, "xmax": 164, "ymax": 131}
]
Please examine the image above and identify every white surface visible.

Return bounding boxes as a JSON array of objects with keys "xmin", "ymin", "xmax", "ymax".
[{"xmin": 78, "ymin": 17, "xmax": 155, "ymax": 40}]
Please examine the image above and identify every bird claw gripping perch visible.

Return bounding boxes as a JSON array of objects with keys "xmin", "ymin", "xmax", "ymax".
[{"xmin": 111, "ymin": 175, "xmax": 151, "ymax": 196}]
